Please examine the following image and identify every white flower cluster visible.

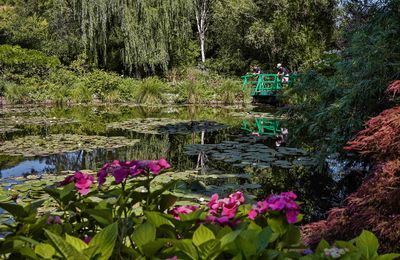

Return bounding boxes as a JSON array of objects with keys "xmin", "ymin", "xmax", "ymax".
[{"xmin": 324, "ymin": 247, "xmax": 349, "ymax": 258}]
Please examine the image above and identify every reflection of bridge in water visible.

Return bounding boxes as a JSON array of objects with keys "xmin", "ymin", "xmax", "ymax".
[
  {"xmin": 241, "ymin": 118, "xmax": 288, "ymax": 146},
  {"xmin": 241, "ymin": 118, "xmax": 281, "ymax": 136}
]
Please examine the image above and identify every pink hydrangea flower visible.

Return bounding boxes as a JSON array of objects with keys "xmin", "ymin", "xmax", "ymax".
[
  {"xmin": 97, "ymin": 163, "xmax": 110, "ymax": 186},
  {"xmin": 169, "ymin": 205, "xmax": 199, "ymax": 220},
  {"xmin": 60, "ymin": 171, "xmax": 94, "ymax": 195},
  {"xmin": 96, "ymin": 158, "xmax": 171, "ymax": 185},
  {"xmin": 247, "ymin": 191, "xmax": 300, "ymax": 224},
  {"xmin": 112, "ymin": 167, "xmax": 130, "ymax": 184},
  {"xmin": 205, "ymin": 192, "xmax": 245, "ymax": 226},
  {"xmin": 158, "ymin": 158, "xmax": 171, "ymax": 168},
  {"xmin": 248, "ymin": 209, "xmax": 258, "ymax": 220}
]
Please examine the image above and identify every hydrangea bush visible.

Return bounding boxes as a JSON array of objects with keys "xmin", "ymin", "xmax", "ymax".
[{"xmin": 0, "ymin": 159, "xmax": 398, "ymax": 259}]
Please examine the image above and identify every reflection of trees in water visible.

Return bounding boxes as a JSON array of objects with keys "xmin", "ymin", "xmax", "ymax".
[{"xmin": 42, "ymin": 148, "xmax": 116, "ymax": 172}]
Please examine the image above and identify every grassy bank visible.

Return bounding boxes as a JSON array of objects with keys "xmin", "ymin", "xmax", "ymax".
[{"xmin": 0, "ymin": 45, "xmax": 247, "ymax": 105}]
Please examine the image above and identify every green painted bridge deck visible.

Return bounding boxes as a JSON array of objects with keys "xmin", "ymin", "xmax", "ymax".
[{"xmin": 241, "ymin": 74, "xmax": 298, "ymax": 97}]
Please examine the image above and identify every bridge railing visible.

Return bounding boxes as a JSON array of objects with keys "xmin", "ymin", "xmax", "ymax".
[{"xmin": 241, "ymin": 73, "xmax": 300, "ymax": 96}]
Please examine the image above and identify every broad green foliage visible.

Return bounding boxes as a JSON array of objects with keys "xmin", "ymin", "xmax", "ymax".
[
  {"xmin": 208, "ymin": 0, "xmax": 336, "ymax": 73},
  {"xmin": 0, "ymin": 7, "xmax": 48, "ymax": 50},
  {"xmin": 0, "ymin": 45, "xmax": 60, "ymax": 75},
  {"xmin": 0, "ymin": 159, "xmax": 398, "ymax": 259},
  {"xmin": 283, "ymin": 0, "xmax": 400, "ymax": 154}
]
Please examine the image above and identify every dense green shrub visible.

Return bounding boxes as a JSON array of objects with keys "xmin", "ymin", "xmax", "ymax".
[{"xmin": 0, "ymin": 44, "xmax": 60, "ymax": 76}]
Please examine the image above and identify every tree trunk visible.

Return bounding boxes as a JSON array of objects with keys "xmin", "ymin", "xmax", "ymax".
[
  {"xmin": 195, "ymin": 0, "xmax": 209, "ymax": 64},
  {"xmin": 200, "ymin": 36, "xmax": 206, "ymax": 63}
]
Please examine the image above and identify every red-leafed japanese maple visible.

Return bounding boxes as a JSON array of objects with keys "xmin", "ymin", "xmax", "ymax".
[
  {"xmin": 386, "ymin": 80, "xmax": 400, "ymax": 96},
  {"xmin": 301, "ymin": 82, "xmax": 400, "ymax": 252}
]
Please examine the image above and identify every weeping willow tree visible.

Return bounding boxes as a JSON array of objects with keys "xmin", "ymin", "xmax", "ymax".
[{"xmin": 64, "ymin": 0, "xmax": 193, "ymax": 74}]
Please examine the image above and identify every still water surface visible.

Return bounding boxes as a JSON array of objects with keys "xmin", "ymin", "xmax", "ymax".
[{"xmin": 0, "ymin": 104, "xmax": 343, "ymax": 221}]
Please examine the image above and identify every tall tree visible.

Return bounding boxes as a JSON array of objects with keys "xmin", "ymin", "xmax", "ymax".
[
  {"xmin": 194, "ymin": 0, "xmax": 211, "ymax": 63},
  {"xmin": 208, "ymin": 0, "xmax": 336, "ymax": 73},
  {"xmin": 64, "ymin": 0, "xmax": 193, "ymax": 74}
]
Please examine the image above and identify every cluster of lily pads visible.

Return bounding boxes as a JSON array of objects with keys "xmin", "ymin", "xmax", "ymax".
[
  {"xmin": 107, "ymin": 118, "xmax": 229, "ymax": 135},
  {"xmin": 0, "ymin": 134, "xmax": 140, "ymax": 157},
  {"xmin": 0, "ymin": 116, "xmax": 79, "ymax": 138},
  {"xmin": 185, "ymin": 140, "xmax": 317, "ymax": 171}
]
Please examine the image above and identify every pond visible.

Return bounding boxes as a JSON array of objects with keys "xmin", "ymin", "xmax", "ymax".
[{"xmin": 0, "ymin": 104, "xmax": 345, "ymax": 222}]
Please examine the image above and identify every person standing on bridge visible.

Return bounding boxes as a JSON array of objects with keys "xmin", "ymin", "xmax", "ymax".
[
  {"xmin": 277, "ymin": 63, "xmax": 290, "ymax": 83},
  {"xmin": 250, "ymin": 64, "xmax": 262, "ymax": 75}
]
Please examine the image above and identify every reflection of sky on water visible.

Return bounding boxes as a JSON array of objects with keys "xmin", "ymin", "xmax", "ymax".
[
  {"xmin": 0, "ymin": 159, "xmax": 55, "ymax": 178},
  {"xmin": 0, "ymin": 142, "xmax": 176, "ymax": 178},
  {"xmin": 0, "ymin": 149, "xmax": 107, "ymax": 178}
]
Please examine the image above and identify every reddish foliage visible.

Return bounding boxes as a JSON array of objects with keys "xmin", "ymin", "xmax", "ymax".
[
  {"xmin": 386, "ymin": 80, "xmax": 400, "ymax": 95},
  {"xmin": 302, "ymin": 160, "xmax": 400, "ymax": 252},
  {"xmin": 344, "ymin": 106, "xmax": 400, "ymax": 161},
  {"xmin": 302, "ymin": 86, "xmax": 400, "ymax": 252}
]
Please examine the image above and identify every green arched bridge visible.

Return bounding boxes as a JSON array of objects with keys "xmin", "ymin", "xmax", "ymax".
[{"xmin": 241, "ymin": 74, "xmax": 298, "ymax": 97}]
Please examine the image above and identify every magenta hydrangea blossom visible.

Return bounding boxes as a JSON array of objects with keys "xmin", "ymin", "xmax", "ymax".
[
  {"xmin": 169, "ymin": 205, "xmax": 199, "ymax": 220},
  {"xmin": 82, "ymin": 236, "xmax": 92, "ymax": 244},
  {"xmin": 47, "ymin": 215, "xmax": 62, "ymax": 225},
  {"xmin": 60, "ymin": 171, "xmax": 94, "ymax": 195},
  {"xmin": 247, "ymin": 191, "xmax": 300, "ymax": 224},
  {"xmin": 96, "ymin": 158, "xmax": 171, "ymax": 185},
  {"xmin": 205, "ymin": 191, "xmax": 245, "ymax": 226}
]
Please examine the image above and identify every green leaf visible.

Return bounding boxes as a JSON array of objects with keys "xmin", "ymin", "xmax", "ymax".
[
  {"xmin": 256, "ymin": 227, "xmax": 272, "ymax": 253},
  {"xmin": 87, "ymin": 222, "xmax": 118, "ymax": 260},
  {"xmin": 247, "ymin": 221, "xmax": 262, "ymax": 232},
  {"xmin": 217, "ymin": 226, "xmax": 232, "ymax": 239},
  {"xmin": 174, "ymin": 239, "xmax": 198, "ymax": 260},
  {"xmin": 279, "ymin": 225, "xmax": 301, "ymax": 248},
  {"xmin": 14, "ymin": 236, "xmax": 40, "ymax": 246},
  {"xmin": 44, "ymin": 188, "xmax": 61, "ymax": 201},
  {"xmin": 159, "ymin": 194, "xmax": 178, "ymax": 211},
  {"xmin": 60, "ymin": 183, "xmax": 76, "ymax": 201},
  {"xmin": 85, "ymin": 209, "xmax": 113, "ymax": 227},
  {"xmin": 377, "ymin": 253, "xmax": 400, "ymax": 260},
  {"xmin": 65, "ymin": 234, "xmax": 88, "ymax": 252},
  {"xmin": 44, "ymin": 229, "xmax": 87, "ymax": 260},
  {"xmin": 315, "ymin": 239, "xmax": 330, "ymax": 253},
  {"xmin": 144, "ymin": 211, "xmax": 174, "ymax": 228},
  {"xmin": 179, "ymin": 209, "xmax": 203, "ymax": 222},
  {"xmin": 150, "ymin": 180, "xmax": 177, "ymax": 199},
  {"xmin": 0, "ymin": 202, "xmax": 28, "ymax": 218},
  {"xmin": 35, "ymin": 243, "xmax": 56, "ymax": 259},
  {"xmin": 237, "ymin": 229, "xmax": 258, "ymax": 257},
  {"xmin": 267, "ymin": 217, "xmax": 286, "ymax": 235},
  {"xmin": 355, "ymin": 230, "xmax": 379, "ymax": 259},
  {"xmin": 199, "ymin": 239, "xmax": 221, "ymax": 260},
  {"xmin": 20, "ymin": 247, "xmax": 40, "ymax": 260},
  {"xmin": 142, "ymin": 238, "xmax": 171, "ymax": 257},
  {"xmin": 132, "ymin": 222, "xmax": 156, "ymax": 252},
  {"xmin": 220, "ymin": 229, "xmax": 242, "ymax": 249},
  {"xmin": 193, "ymin": 225, "xmax": 215, "ymax": 247}
]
